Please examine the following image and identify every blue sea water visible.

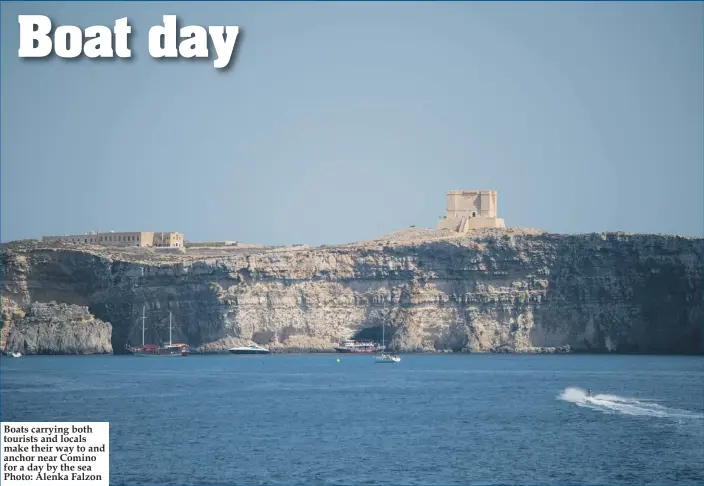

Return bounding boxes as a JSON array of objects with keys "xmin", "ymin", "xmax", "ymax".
[{"xmin": 1, "ymin": 354, "xmax": 703, "ymax": 486}]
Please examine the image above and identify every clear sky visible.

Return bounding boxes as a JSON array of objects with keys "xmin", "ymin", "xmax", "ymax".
[{"xmin": 2, "ymin": 1, "xmax": 702, "ymax": 246}]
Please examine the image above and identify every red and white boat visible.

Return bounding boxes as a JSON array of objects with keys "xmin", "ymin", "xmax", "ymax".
[
  {"xmin": 126, "ymin": 342, "xmax": 189, "ymax": 357},
  {"xmin": 125, "ymin": 307, "xmax": 189, "ymax": 357},
  {"xmin": 334, "ymin": 339, "xmax": 382, "ymax": 354}
]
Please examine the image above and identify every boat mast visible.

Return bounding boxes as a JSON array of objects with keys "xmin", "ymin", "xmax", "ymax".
[
  {"xmin": 382, "ymin": 296, "xmax": 385, "ymax": 348},
  {"xmin": 141, "ymin": 305, "xmax": 146, "ymax": 347},
  {"xmin": 169, "ymin": 312, "xmax": 172, "ymax": 346}
]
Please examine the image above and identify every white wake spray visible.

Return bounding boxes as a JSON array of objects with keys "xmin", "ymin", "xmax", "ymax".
[{"xmin": 558, "ymin": 387, "xmax": 703, "ymax": 419}]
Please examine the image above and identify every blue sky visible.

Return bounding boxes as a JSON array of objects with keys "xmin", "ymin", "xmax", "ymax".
[{"xmin": 2, "ymin": 1, "xmax": 702, "ymax": 245}]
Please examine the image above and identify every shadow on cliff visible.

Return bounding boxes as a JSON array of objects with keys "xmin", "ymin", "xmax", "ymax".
[
  {"xmin": 353, "ymin": 325, "xmax": 388, "ymax": 345},
  {"xmin": 537, "ymin": 234, "xmax": 703, "ymax": 354}
]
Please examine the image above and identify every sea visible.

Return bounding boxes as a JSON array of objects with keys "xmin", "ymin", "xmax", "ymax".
[{"xmin": 1, "ymin": 353, "xmax": 703, "ymax": 486}]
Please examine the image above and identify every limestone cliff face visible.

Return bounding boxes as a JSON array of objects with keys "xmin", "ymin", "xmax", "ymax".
[
  {"xmin": 1, "ymin": 301, "xmax": 112, "ymax": 355},
  {"xmin": 1, "ymin": 229, "xmax": 702, "ymax": 355}
]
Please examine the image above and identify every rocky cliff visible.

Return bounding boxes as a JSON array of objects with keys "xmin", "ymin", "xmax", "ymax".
[
  {"xmin": 1, "ymin": 301, "xmax": 112, "ymax": 355},
  {"xmin": 2, "ymin": 228, "xmax": 702, "ymax": 355}
]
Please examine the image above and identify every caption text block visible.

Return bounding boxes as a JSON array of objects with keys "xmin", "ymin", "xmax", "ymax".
[{"xmin": 1, "ymin": 422, "xmax": 109, "ymax": 486}]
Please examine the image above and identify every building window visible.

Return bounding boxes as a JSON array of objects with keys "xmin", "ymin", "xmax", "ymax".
[{"xmin": 472, "ymin": 211, "xmax": 476, "ymax": 217}]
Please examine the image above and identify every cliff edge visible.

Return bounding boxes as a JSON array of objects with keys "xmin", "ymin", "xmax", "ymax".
[{"xmin": 2, "ymin": 227, "xmax": 702, "ymax": 355}]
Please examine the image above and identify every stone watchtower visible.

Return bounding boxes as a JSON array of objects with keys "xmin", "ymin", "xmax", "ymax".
[{"xmin": 436, "ymin": 190, "xmax": 506, "ymax": 233}]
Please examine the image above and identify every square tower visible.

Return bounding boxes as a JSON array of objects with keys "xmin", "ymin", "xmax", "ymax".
[{"xmin": 437, "ymin": 190, "xmax": 505, "ymax": 232}]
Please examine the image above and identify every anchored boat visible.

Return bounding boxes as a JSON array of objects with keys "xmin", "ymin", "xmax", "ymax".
[
  {"xmin": 228, "ymin": 344, "xmax": 271, "ymax": 355},
  {"xmin": 125, "ymin": 307, "xmax": 189, "ymax": 357},
  {"xmin": 334, "ymin": 339, "xmax": 380, "ymax": 354}
]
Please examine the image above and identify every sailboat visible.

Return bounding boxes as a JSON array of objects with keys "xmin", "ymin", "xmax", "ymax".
[
  {"xmin": 375, "ymin": 299, "xmax": 400, "ymax": 363},
  {"xmin": 125, "ymin": 307, "xmax": 189, "ymax": 357}
]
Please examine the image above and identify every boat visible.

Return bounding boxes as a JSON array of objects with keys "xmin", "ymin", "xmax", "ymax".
[
  {"xmin": 334, "ymin": 339, "xmax": 380, "ymax": 353},
  {"xmin": 333, "ymin": 340, "xmax": 365, "ymax": 354},
  {"xmin": 374, "ymin": 303, "xmax": 400, "ymax": 363},
  {"xmin": 228, "ymin": 344, "xmax": 271, "ymax": 355},
  {"xmin": 11, "ymin": 352, "xmax": 22, "ymax": 358},
  {"xmin": 125, "ymin": 307, "xmax": 189, "ymax": 357},
  {"xmin": 375, "ymin": 353, "xmax": 401, "ymax": 363}
]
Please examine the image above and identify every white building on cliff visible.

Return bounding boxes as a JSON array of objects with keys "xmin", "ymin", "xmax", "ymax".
[{"xmin": 41, "ymin": 231, "xmax": 184, "ymax": 248}]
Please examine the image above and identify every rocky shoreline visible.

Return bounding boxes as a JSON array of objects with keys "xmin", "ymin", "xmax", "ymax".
[{"xmin": 2, "ymin": 227, "xmax": 702, "ymax": 356}]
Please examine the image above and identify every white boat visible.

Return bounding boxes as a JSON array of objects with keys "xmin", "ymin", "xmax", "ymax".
[
  {"xmin": 334, "ymin": 339, "xmax": 380, "ymax": 354},
  {"xmin": 374, "ymin": 299, "xmax": 400, "ymax": 364},
  {"xmin": 375, "ymin": 353, "xmax": 401, "ymax": 363},
  {"xmin": 11, "ymin": 352, "xmax": 22, "ymax": 358},
  {"xmin": 228, "ymin": 344, "xmax": 271, "ymax": 355}
]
